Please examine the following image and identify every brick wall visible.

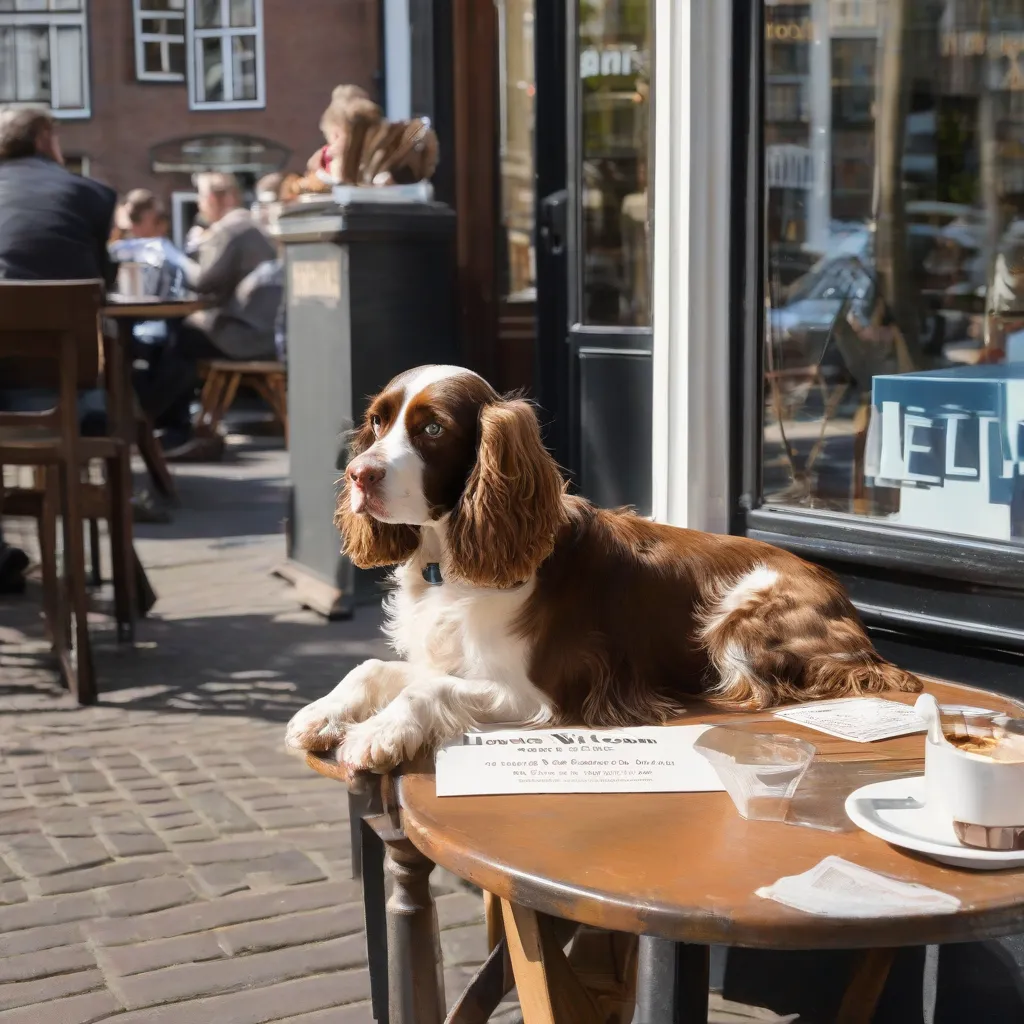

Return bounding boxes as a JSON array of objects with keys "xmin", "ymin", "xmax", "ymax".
[{"xmin": 56, "ymin": 0, "xmax": 380, "ymax": 203}]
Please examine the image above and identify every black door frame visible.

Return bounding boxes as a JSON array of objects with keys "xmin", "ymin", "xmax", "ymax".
[
  {"xmin": 536, "ymin": 0, "xmax": 654, "ymax": 511},
  {"xmin": 534, "ymin": 0, "xmax": 571, "ymax": 472}
]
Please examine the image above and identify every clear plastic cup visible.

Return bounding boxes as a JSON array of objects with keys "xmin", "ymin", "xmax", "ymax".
[{"xmin": 694, "ymin": 727, "xmax": 816, "ymax": 822}]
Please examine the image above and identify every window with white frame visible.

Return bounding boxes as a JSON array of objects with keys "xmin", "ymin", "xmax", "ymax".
[
  {"xmin": 186, "ymin": 0, "xmax": 264, "ymax": 110},
  {"xmin": 0, "ymin": 0, "xmax": 90, "ymax": 117},
  {"xmin": 134, "ymin": 0, "xmax": 186, "ymax": 82}
]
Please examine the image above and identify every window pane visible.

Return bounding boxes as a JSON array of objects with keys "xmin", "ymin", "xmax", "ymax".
[
  {"xmin": 229, "ymin": 0, "xmax": 255, "ymax": 28},
  {"xmin": 761, "ymin": 0, "xmax": 1024, "ymax": 546},
  {"xmin": 54, "ymin": 24, "xmax": 82, "ymax": 108},
  {"xmin": 498, "ymin": 0, "xmax": 536, "ymax": 299},
  {"xmin": 230, "ymin": 33, "xmax": 256, "ymax": 100},
  {"xmin": 14, "ymin": 0, "xmax": 48, "ymax": 11},
  {"xmin": 14, "ymin": 26, "xmax": 48, "ymax": 102},
  {"xmin": 198, "ymin": 34, "xmax": 224, "ymax": 101},
  {"xmin": 143, "ymin": 38, "xmax": 185, "ymax": 75},
  {"xmin": 50, "ymin": 0, "xmax": 82, "ymax": 10},
  {"xmin": 195, "ymin": 0, "xmax": 222, "ymax": 28},
  {"xmin": 578, "ymin": 0, "xmax": 651, "ymax": 327},
  {"xmin": 168, "ymin": 38, "xmax": 185, "ymax": 75},
  {"xmin": 141, "ymin": 0, "xmax": 185, "ymax": 10},
  {"xmin": 142, "ymin": 18, "xmax": 185, "ymax": 36},
  {"xmin": 0, "ymin": 28, "xmax": 14, "ymax": 99}
]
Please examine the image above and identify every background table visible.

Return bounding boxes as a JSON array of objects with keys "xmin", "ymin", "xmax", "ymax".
[
  {"xmin": 101, "ymin": 298, "xmax": 208, "ymax": 616},
  {"xmin": 310, "ymin": 679, "xmax": 1024, "ymax": 1024}
]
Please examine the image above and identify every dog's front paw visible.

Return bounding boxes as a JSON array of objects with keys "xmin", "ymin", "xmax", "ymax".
[
  {"xmin": 285, "ymin": 698, "xmax": 348, "ymax": 754},
  {"xmin": 340, "ymin": 704, "xmax": 425, "ymax": 773},
  {"xmin": 284, "ymin": 660, "xmax": 390, "ymax": 754}
]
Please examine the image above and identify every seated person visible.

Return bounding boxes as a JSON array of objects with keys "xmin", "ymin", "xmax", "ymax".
[
  {"xmin": 0, "ymin": 106, "xmax": 116, "ymax": 285},
  {"xmin": 0, "ymin": 105, "xmax": 117, "ymax": 591},
  {"xmin": 122, "ymin": 188, "xmax": 165, "ymax": 239},
  {"xmin": 136, "ymin": 172, "xmax": 280, "ymax": 457},
  {"xmin": 109, "ymin": 190, "xmax": 188, "ymax": 353},
  {"xmin": 251, "ymin": 172, "xmax": 289, "ymax": 361}
]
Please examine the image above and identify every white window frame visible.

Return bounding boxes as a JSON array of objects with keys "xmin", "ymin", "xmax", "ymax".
[
  {"xmin": 185, "ymin": 0, "xmax": 265, "ymax": 111},
  {"xmin": 64, "ymin": 153, "xmax": 90, "ymax": 176},
  {"xmin": 651, "ymin": 0, "xmax": 732, "ymax": 532},
  {"xmin": 133, "ymin": 0, "xmax": 186, "ymax": 83},
  {"xmin": 171, "ymin": 190, "xmax": 199, "ymax": 250},
  {"xmin": 0, "ymin": 1, "xmax": 91, "ymax": 118}
]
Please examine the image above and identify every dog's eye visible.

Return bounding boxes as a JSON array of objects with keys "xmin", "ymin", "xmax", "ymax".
[
  {"xmin": 370, "ymin": 415, "xmax": 382, "ymax": 435},
  {"xmin": 423, "ymin": 423, "xmax": 443, "ymax": 437}
]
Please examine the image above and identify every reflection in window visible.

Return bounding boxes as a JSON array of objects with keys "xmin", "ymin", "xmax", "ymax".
[
  {"xmin": 0, "ymin": 0, "xmax": 88, "ymax": 114},
  {"xmin": 763, "ymin": 0, "xmax": 1024, "ymax": 545},
  {"xmin": 579, "ymin": 0, "xmax": 651, "ymax": 327},
  {"xmin": 497, "ymin": 0, "xmax": 535, "ymax": 301}
]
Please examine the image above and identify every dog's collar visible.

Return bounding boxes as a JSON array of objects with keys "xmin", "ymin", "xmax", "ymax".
[{"xmin": 422, "ymin": 562, "xmax": 444, "ymax": 586}]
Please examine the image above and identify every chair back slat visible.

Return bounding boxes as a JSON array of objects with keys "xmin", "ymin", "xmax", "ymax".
[{"xmin": 0, "ymin": 280, "xmax": 105, "ymax": 390}]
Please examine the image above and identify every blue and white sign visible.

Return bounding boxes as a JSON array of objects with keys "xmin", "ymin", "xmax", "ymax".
[{"xmin": 865, "ymin": 365, "xmax": 1024, "ymax": 540}]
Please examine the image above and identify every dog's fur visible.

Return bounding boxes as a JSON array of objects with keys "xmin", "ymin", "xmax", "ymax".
[{"xmin": 285, "ymin": 366, "xmax": 920, "ymax": 770}]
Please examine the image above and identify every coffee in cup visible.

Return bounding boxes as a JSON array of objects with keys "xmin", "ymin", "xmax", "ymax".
[{"xmin": 916, "ymin": 694, "xmax": 1024, "ymax": 851}]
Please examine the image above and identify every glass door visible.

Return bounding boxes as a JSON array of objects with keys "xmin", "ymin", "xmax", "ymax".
[{"xmin": 568, "ymin": 0, "xmax": 653, "ymax": 512}]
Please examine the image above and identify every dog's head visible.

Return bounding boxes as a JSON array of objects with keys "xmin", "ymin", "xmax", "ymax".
[{"xmin": 336, "ymin": 365, "xmax": 567, "ymax": 587}]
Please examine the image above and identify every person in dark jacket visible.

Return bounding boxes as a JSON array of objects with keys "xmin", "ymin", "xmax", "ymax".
[
  {"xmin": 0, "ymin": 105, "xmax": 117, "ymax": 591},
  {"xmin": 0, "ymin": 106, "xmax": 116, "ymax": 286}
]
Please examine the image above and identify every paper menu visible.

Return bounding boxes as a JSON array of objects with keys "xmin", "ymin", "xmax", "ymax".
[
  {"xmin": 772, "ymin": 698, "xmax": 928, "ymax": 743},
  {"xmin": 756, "ymin": 856, "xmax": 960, "ymax": 918},
  {"xmin": 434, "ymin": 725, "xmax": 725, "ymax": 797}
]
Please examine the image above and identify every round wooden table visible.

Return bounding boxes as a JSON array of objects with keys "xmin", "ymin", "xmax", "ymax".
[{"xmin": 308, "ymin": 679, "xmax": 1024, "ymax": 1024}]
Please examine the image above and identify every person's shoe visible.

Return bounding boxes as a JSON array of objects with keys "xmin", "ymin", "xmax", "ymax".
[
  {"xmin": 0, "ymin": 544, "xmax": 29, "ymax": 595},
  {"xmin": 163, "ymin": 434, "xmax": 226, "ymax": 463},
  {"xmin": 132, "ymin": 490, "xmax": 173, "ymax": 524},
  {"xmin": 158, "ymin": 426, "xmax": 192, "ymax": 453}
]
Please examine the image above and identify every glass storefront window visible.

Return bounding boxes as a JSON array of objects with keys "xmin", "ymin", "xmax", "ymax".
[
  {"xmin": 497, "ymin": 0, "xmax": 536, "ymax": 301},
  {"xmin": 579, "ymin": 0, "xmax": 651, "ymax": 326},
  {"xmin": 763, "ymin": 0, "xmax": 1024, "ymax": 546}
]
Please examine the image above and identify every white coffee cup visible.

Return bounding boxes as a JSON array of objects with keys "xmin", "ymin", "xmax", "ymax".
[{"xmin": 916, "ymin": 693, "xmax": 1024, "ymax": 850}]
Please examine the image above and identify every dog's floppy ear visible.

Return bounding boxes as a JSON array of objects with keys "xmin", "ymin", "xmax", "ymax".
[
  {"xmin": 334, "ymin": 422, "xmax": 419, "ymax": 567},
  {"xmin": 446, "ymin": 399, "xmax": 567, "ymax": 587}
]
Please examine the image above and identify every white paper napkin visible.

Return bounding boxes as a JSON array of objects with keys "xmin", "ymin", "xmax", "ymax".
[{"xmin": 756, "ymin": 856, "xmax": 960, "ymax": 918}]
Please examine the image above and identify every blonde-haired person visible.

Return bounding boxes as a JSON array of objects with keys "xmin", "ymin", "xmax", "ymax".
[{"xmin": 308, "ymin": 85, "xmax": 382, "ymax": 183}]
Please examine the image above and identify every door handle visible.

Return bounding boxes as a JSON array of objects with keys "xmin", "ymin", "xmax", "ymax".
[{"xmin": 539, "ymin": 189, "xmax": 568, "ymax": 257}]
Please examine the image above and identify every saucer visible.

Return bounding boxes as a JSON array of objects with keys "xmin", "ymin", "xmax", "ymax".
[{"xmin": 845, "ymin": 776, "xmax": 1024, "ymax": 870}]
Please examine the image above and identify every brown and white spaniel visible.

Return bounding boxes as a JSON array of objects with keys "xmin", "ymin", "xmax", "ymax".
[{"xmin": 285, "ymin": 365, "xmax": 921, "ymax": 771}]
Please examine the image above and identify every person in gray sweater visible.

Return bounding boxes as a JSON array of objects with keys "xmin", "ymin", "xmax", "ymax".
[{"xmin": 137, "ymin": 172, "xmax": 282, "ymax": 457}]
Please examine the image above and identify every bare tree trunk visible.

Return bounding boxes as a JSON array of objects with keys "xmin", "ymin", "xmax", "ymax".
[{"xmin": 873, "ymin": 0, "xmax": 923, "ymax": 364}]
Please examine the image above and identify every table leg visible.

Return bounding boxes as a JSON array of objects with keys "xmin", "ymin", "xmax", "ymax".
[
  {"xmin": 634, "ymin": 938, "xmax": 710, "ymax": 1024},
  {"xmin": 384, "ymin": 837, "xmax": 445, "ymax": 1024},
  {"xmin": 349, "ymin": 786, "xmax": 372, "ymax": 878},
  {"xmin": 362, "ymin": 817, "xmax": 389, "ymax": 1024},
  {"xmin": 836, "ymin": 948, "xmax": 896, "ymax": 1024}
]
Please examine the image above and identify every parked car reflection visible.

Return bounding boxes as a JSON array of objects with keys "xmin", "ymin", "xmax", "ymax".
[{"xmin": 769, "ymin": 211, "xmax": 986, "ymax": 370}]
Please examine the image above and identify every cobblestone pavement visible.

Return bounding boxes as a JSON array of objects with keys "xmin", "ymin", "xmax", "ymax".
[{"xmin": 0, "ymin": 439, "xmax": 508, "ymax": 1024}]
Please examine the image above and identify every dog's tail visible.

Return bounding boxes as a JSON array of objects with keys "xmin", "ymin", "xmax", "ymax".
[
  {"xmin": 797, "ymin": 650, "xmax": 922, "ymax": 703},
  {"xmin": 698, "ymin": 562, "xmax": 923, "ymax": 710}
]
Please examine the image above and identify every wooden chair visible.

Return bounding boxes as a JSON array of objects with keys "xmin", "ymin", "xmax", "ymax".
[
  {"xmin": 0, "ymin": 280, "xmax": 131, "ymax": 704},
  {"xmin": 196, "ymin": 360, "xmax": 287, "ymax": 442}
]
